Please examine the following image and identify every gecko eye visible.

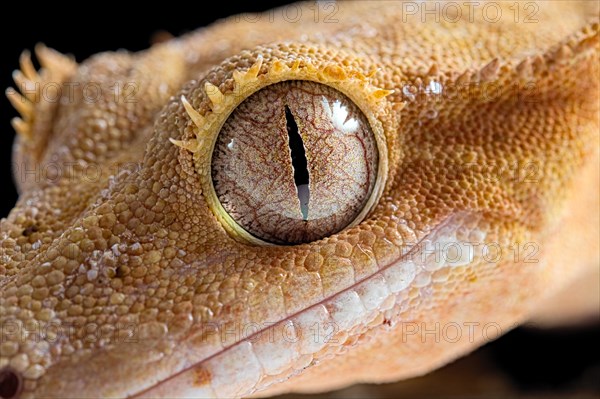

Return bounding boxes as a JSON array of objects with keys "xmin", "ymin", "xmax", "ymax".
[{"xmin": 211, "ymin": 80, "xmax": 378, "ymax": 244}]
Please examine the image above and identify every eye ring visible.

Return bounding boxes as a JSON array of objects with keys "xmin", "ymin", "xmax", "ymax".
[{"xmin": 171, "ymin": 57, "xmax": 393, "ymax": 245}]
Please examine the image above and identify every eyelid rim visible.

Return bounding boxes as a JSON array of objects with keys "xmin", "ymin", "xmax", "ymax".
[{"xmin": 171, "ymin": 55, "xmax": 395, "ymax": 246}]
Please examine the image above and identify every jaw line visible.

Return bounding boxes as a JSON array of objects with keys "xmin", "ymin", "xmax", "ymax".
[{"xmin": 128, "ymin": 212, "xmax": 487, "ymax": 398}]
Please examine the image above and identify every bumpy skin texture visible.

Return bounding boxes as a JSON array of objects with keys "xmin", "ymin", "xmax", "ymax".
[{"xmin": 1, "ymin": 1, "xmax": 599, "ymax": 398}]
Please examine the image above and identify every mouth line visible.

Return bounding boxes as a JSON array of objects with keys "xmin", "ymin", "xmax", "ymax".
[{"xmin": 129, "ymin": 212, "xmax": 479, "ymax": 398}]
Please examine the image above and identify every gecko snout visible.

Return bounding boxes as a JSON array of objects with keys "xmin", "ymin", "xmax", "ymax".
[{"xmin": 0, "ymin": 368, "xmax": 21, "ymax": 399}]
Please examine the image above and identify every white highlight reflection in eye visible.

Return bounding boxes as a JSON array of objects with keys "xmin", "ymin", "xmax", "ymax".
[
  {"xmin": 321, "ymin": 97, "xmax": 359, "ymax": 133},
  {"xmin": 426, "ymin": 80, "xmax": 443, "ymax": 95}
]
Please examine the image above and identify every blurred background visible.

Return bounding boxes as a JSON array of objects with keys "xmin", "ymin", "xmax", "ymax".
[{"xmin": 0, "ymin": 2, "xmax": 598, "ymax": 398}]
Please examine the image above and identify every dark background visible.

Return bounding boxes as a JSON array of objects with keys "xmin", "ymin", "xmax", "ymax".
[{"xmin": 0, "ymin": 2, "xmax": 598, "ymax": 398}]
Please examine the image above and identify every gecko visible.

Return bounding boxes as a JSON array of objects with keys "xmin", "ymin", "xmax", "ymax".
[{"xmin": 1, "ymin": 1, "xmax": 599, "ymax": 398}]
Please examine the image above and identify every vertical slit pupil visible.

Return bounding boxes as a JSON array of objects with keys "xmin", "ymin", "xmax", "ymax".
[{"xmin": 284, "ymin": 105, "xmax": 310, "ymax": 220}]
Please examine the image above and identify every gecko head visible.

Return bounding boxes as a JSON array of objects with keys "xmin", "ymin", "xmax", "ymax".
[{"xmin": 1, "ymin": 2, "xmax": 599, "ymax": 398}]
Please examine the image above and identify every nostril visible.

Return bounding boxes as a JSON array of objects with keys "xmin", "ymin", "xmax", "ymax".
[{"xmin": 0, "ymin": 368, "xmax": 22, "ymax": 399}]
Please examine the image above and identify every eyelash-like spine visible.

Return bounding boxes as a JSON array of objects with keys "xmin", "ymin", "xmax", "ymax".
[
  {"xmin": 233, "ymin": 55, "xmax": 263, "ymax": 85},
  {"xmin": 170, "ymin": 56, "xmax": 268, "ymax": 158},
  {"xmin": 204, "ymin": 82, "xmax": 225, "ymax": 112},
  {"xmin": 170, "ymin": 55, "xmax": 395, "ymax": 154},
  {"xmin": 169, "ymin": 52, "xmax": 401, "ymax": 191}
]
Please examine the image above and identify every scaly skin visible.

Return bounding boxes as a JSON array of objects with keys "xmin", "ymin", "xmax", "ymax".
[{"xmin": 1, "ymin": 2, "xmax": 599, "ymax": 398}]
